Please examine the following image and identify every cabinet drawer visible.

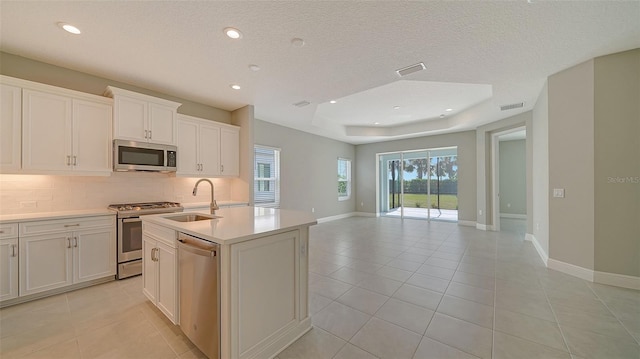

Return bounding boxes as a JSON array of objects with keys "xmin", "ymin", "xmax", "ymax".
[
  {"xmin": 0, "ymin": 223, "xmax": 18, "ymax": 239},
  {"xmin": 20, "ymin": 215, "xmax": 115, "ymax": 236},
  {"xmin": 143, "ymin": 222, "xmax": 176, "ymax": 247}
]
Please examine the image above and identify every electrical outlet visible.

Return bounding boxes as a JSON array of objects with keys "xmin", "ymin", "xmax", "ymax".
[
  {"xmin": 20, "ymin": 201, "xmax": 37, "ymax": 208},
  {"xmin": 361, "ymin": 202, "xmax": 364, "ymax": 207},
  {"xmin": 536, "ymin": 223, "xmax": 540, "ymax": 230},
  {"xmin": 507, "ymin": 203, "xmax": 511, "ymax": 208},
  {"xmin": 311, "ymin": 208, "xmax": 315, "ymax": 213},
  {"xmin": 479, "ymin": 209, "xmax": 483, "ymax": 216},
  {"xmin": 553, "ymin": 188, "xmax": 565, "ymax": 198}
]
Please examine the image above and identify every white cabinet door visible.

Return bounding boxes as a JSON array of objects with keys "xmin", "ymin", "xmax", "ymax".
[
  {"xmin": 73, "ymin": 99, "xmax": 112, "ymax": 173},
  {"xmin": 0, "ymin": 237, "xmax": 19, "ymax": 301},
  {"xmin": 148, "ymin": 103, "xmax": 175, "ymax": 145},
  {"xmin": 113, "ymin": 96, "xmax": 147, "ymax": 142},
  {"xmin": 19, "ymin": 233, "xmax": 73, "ymax": 296},
  {"xmin": 156, "ymin": 240, "xmax": 177, "ymax": 323},
  {"xmin": 142, "ymin": 234, "xmax": 157, "ymax": 303},
  {"xmin": 220, "ymin": 128, "xmax": 239, "ymax": 176},
  {"xmin": 200, "ymin": 123, "xmax": 221, "ymax": 176},
  {"xmin": 22, "ymin": 89, "xmax": 73, "ymax": 171},
  {"xmin": 73, "ymin": 227, "xmax": 116, "ymax": 283},
  {"xmin": 177, "ymin": 119, "xmax": 200, "ymax": 176},
  {"xmin": 0, "ymin": 84, "xmax": 21, "ymax": 171}
]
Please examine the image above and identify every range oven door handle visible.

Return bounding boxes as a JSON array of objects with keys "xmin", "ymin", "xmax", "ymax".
[{"xmin": 122, "ymin": 218, "xmax": 142, "ymax": 223}]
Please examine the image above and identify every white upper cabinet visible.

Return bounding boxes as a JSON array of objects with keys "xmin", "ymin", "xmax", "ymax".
[
  {"xmin": 176, "ymin": 114, "xmax": 238, "ymax": 177},
  {"xmin": 220, "ymin": 127, "xmax": 240, "ymax": 177},
  {"xmin": 22, "ymin": 88, "xmax": 112, "ymax": 175},
  {"xmin": 0, "ymin": 83, "xmax": 22, "ymax": 172},
  {"xmin": 105, "ymin": 86, "xmax": 181, "ymax": 145}
]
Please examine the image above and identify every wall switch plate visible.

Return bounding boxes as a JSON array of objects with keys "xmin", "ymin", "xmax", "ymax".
[
  {"xmin": 479, "ymin": 209, "xmax": 483, "ymax": 216},
  {"xmin": 311, "ymin": 208, "xmax": 315, "ymax": 213},
  {"xmin": 553, "ymin": 188, "xmax": 565, "ymax": 198}
]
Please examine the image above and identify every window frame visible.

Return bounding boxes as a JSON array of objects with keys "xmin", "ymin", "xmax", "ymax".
[
  {"xmin": 254, "ymin": 145, "xmax": 281, "ymax": 208},
  {"xmin": 338, "ymin": 157, "xmax": 352, "ymax": 201}
]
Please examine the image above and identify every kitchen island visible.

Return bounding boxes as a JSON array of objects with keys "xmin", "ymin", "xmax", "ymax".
[{"xmin": 141, "ymin": 206, "xmax": 316, "ymax": 359}]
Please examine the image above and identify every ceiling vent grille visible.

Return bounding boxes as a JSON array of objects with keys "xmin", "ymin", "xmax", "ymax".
[
  {"xmin": 395, "ymin": 62, "xmax": 426, "ymax": 77},
  {"xmin": 293, "ymin": 100, "xmax": 311, "ymax": 107},
  {"xmin": 500, "ymin": 102, "xmax": 525, "ymax": 111}
]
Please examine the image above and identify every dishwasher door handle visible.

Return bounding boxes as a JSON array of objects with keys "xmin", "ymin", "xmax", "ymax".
[{"xmin": 178, "ymin": 237, "xmax": 217, "ymax": 257}]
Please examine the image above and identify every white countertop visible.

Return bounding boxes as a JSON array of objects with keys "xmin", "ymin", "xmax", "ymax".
[
  {"xmin": 0, "ymin": 209, "xmax": 115, "ymax": 223},
  {"xmin": 142, "ymin": 206, "xmax": 317, "ymax": 245}
]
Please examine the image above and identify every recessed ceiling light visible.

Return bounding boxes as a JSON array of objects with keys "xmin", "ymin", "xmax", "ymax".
[
  {"xmin": 248, "ymin": 64, "xmax": 260, "ymax": 72},
  {"xmin": 330, "ymin": 100, "xmax": 337, "ymax": 104},
  {"xmin": 393, "ymin": 106, "xmax": 400, "ymax": 110},
  {"xmin": 224, "ymin": 27, "xmax": 242, "ymax": 39},
  {"xmin": 230, "ymin": 84, "xmax": 241, "ymax": 90},
  {"xmin": 58, "ymin": 22, "xmax": 81, "ymax": 35},
  {"xmin": 374, "ymin": 122, "xmax": 380, "ymax": 125},
  {"xmin": 445, "ymin": 108, "xmax": 453, "ymax": 112},
  {"xmin": 291, "ymin": 38, "xmax": 305, "ymax": 47}
]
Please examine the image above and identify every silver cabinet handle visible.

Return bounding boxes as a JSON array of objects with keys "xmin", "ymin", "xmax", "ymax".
[
  {"xmin": 144, "ymin": 130, "xmax": 148, "ymax": 139},
  {"xmin": 11, "ymin": 244, "xmax": 16, "ymax": 257},
  {"xmin": 149, "ymin": 130, "xmax": 152, "ymax": 139},
  {"xmin": 73, "ymin": 156, "xmax": 77, "ymax": 166},
  {"xmin": 66, "ymin": 237, "xmax": 71, "ymax": 249},
  {"xmin": 64, "ymin": 224, "xmax": 80, "ymax": 227},
  {"xmin": 221, "ymin": 164, "xmax": 224, "ymax": 172},
  {"xmin": 0, "ymin": 230, "xmax": 4, "ymax": 234},
  {"xmin": 73, "ymin": 236, "xmax": 78, "ymax": 248},
  {"xmin": 66, "ymin": 155, "xmax": 71, "ymax": 165},
  {"xmin": 151, "ymin": 247, "xmax": 157, "ymax": 262}
]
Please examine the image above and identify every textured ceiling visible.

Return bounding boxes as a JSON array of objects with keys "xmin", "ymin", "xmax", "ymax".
[{"xmin": 1, "ymin": 1, "xmax": 639, "ymax": 144}]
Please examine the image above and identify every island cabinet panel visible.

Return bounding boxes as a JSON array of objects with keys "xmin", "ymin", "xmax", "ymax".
[
  {"xmin": 142, "ymin": 222, "xmax": 178, "ymax": 324},
  {"xmin": 229, "ymin": 229, "xmax": 310, "ymax": 359}
]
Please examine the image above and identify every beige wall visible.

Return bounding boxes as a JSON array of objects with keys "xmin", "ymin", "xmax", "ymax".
[
  {"xmin": 499, "ymin": 140, "xmax": 526, "ymax": 215},
  {"xmin": 0, "ymin": 52, "xmax": 231, "ymax": 124},
  {"xmin": 355, "ymin": 131, "xmax": 477, "ymax": 223},
  {"xmin": 254, "ymin": 119, "xmax": 356, "ymax": 219},
  {"xmin": 593, "ymin": 49, "xmax": 640, "ymax": 277},
  {"xmin": 548, "ymin": 59, "xmax": 596, "ymax": 271}
]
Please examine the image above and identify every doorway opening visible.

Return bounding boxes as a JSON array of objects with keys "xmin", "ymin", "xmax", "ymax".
[
  {"xmin": 491, "ymin": 128, "xmax": 527, "ymax": 234},
  {"xmin": 377, "ymin": 147, "xmax": 458, "ymax": 221}
]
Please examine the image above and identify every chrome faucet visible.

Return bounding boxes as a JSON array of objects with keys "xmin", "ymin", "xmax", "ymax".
[{"xmin": 192, "ymin": 179, "xmax": 219, "ymax": 214}]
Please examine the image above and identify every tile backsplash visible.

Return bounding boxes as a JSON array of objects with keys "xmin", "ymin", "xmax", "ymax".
[{"xmin": 0, "ymin": 172, "xmax": 233, "ymax": 214}]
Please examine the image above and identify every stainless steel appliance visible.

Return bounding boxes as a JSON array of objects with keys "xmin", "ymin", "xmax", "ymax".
[
  {"xmin": 178, "ymin": 232, "xmax": 219, "ymax": 359},
  {"xmin": 108, "ymin": 201, "xmax": 183, "ymax": 279},
  {"xmin": 113, "ymin": 139, "xmax": 177, "ymax": 172}
]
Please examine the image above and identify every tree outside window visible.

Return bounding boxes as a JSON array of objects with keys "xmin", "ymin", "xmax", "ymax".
[{"xmin": 338, "ymin": 158, "xmax": 351, "ymax": 200}]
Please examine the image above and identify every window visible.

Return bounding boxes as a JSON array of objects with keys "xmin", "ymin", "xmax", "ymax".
[
  {"xmin": 254, "ymin": 145, "xmax": 280, "ymax": 208},
  {"xmin": 338, "ymin": 158, "xmax": 351, "ymax": 200}
]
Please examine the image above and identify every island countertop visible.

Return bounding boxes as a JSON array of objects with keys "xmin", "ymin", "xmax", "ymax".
[{"xmin": 141, "ymin": 206, "xmax": 317, "ymax": 245}]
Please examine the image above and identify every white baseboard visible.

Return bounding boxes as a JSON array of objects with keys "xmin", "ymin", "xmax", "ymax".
[
  {"xmin": 547, "ymin": 259, "xmax": 594, "ymax": 282},
  {"xmin": 476, "ymin": 223, "xmax": 488, "ymax": 231},
  {"xmin": 316, "ymin": 211, "xmax": 376, "ymax": 223},
  {"xmin": 594, "ymin": 271, "xmax": 640, "ymax": 290},
  {"xmin": 458, "ymin": 220, "xmax": 476, "ymax": 227},
  {"xmin": 525, "ymin": 233, "xmax": 548, "ymax": 266},
  {"xmin": 500, "ymin": 213, "xmax": 527, "ymax": 219}
]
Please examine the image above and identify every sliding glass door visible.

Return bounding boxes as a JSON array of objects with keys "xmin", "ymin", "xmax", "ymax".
[{"xmin": 378, "ymin": 147, "xmax": 458, "ymax": 221}]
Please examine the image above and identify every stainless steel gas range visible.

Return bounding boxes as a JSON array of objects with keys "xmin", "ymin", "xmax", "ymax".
[{"xmin": 108, "ymin": 201, "xmax": 183, "ymax": 279}]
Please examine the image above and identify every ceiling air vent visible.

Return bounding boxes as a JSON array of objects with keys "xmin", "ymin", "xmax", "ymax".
[
  {"xmin": 395, "ymin": 62, "xmax": 426, "ymax": 77},
  {"xmin": 293, "ymin": 100, "xmax": 311, "ymax": 108},
  {"xmin": 500, "ymin": 102, "xmax": 525, "ymax": 111}
]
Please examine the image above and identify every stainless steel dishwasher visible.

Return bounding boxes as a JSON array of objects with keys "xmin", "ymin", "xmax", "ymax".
[{"xmin": 178, "ymin": 233, "xmax": 220, "ymax": 359}]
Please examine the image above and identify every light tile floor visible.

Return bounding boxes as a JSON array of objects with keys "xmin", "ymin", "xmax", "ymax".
[{"xmin": 1, "ymin": 217, "xmax": 639, "ymax": 359}]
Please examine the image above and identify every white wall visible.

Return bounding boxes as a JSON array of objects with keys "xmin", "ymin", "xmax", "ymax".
[
  {"xmin": 0, "ymin": 173, "xmax": 234, "ymax": 214},
  {"xmin": 532, "ymin": 82, "xmax": 550, "ymax": 261}
]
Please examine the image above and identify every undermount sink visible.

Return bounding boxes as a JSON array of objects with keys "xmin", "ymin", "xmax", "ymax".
[{"xmin": 166, "ymin": 214, "xmax": 220, "ymax": 222}]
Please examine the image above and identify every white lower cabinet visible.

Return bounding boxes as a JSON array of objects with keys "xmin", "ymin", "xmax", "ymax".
[
  {"xmin": 0, "ymin": 235, "xmax": 19, "ymax": 301},
  {"xmin": 17, "ymin": 215, "xmax": 116, "ymax": 297},
  {"xmin": 142, "ymin": 223, "xmax": 178, "ymax": 324}
]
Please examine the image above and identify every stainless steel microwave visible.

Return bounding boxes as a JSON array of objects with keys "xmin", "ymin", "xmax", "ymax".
[{"xmin": 113, "ymin": 140, "xmax": 177, "ymax": 172}]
